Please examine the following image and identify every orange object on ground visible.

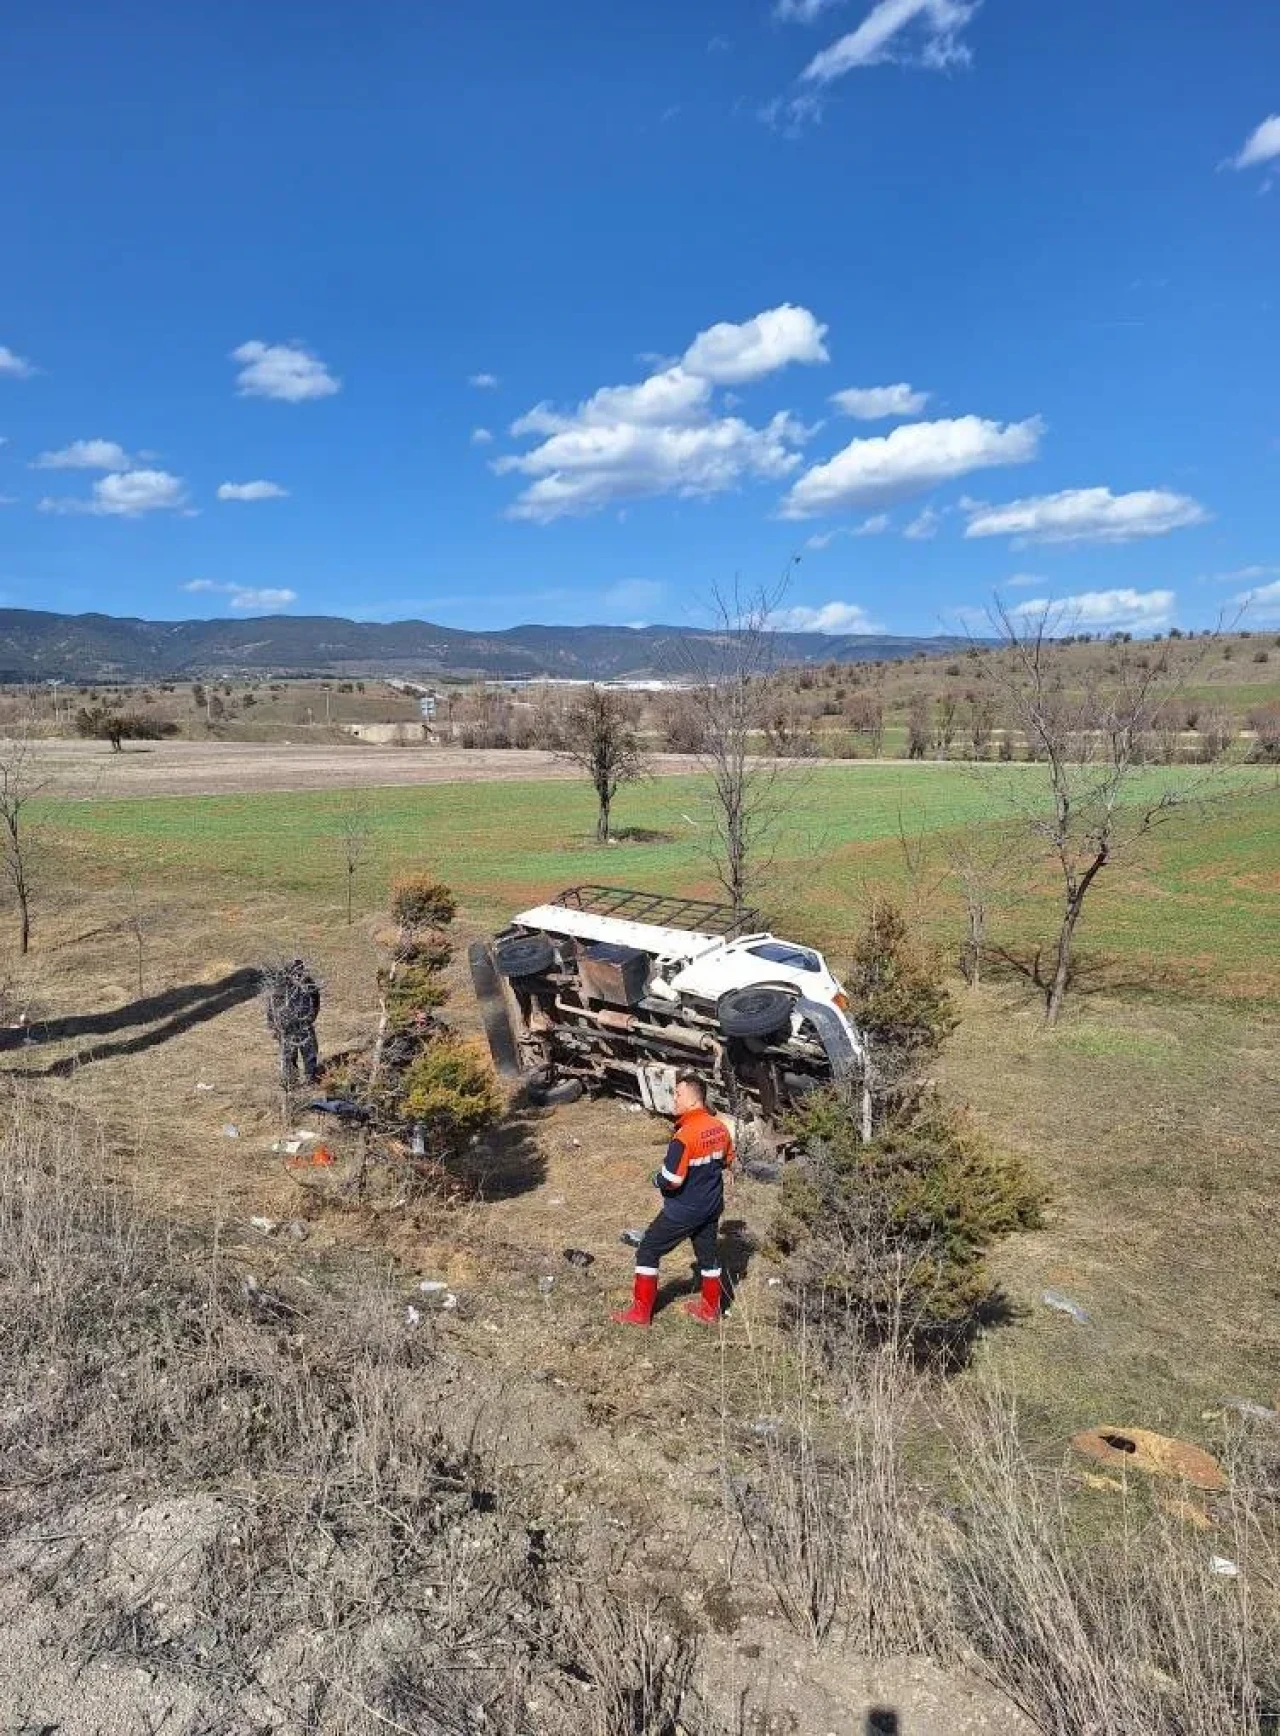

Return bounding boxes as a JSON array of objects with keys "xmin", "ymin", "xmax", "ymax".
[{"xmin": 1071, "ymin": 1427, "xmax": 1226, "ymax": 1492}]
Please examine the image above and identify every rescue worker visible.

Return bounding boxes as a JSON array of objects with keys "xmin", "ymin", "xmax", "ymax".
[
  {"xmin": 612, "ymin": 1072, "xmax": 734, "ymax": 1328},
  {"xmin": 266, "ymin": 958, "xmax": 321, "ymax": 1089}
]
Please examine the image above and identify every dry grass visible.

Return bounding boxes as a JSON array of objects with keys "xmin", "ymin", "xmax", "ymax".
[
  {"xmin": 725, "ymin": 1309, "xmax": 1280, "ymax": 1734},
  {"xmin": 0, "ymin": 1090, "xmax": 724, "ymax": 1735}
]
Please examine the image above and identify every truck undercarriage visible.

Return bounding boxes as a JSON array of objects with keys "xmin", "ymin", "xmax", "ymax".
[{"xmin": 470, "ymin": 886, "xmax": 868, "ymax": 1136}]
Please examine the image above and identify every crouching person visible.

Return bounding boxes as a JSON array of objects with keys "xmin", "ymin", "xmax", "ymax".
[{"xmin": 613, "ymin": 1072, "xmax": 734, "ymax": 1328}]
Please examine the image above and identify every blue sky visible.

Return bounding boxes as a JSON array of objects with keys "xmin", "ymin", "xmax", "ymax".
[{"xmin": 2, "ymin": 0, "xmax": 1278, "ymax": 637}]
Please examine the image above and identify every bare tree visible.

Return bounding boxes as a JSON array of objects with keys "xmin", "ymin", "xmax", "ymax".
[
  {"xmin": 906, "ymin": 692, "xmax": 931, "ymax": 761},
  {"xmin": 943, "ymin": 823, "xmax": 1021, "ymax": 989},
  {"xmin": 334, "ymin": 794, "xmax": 375, "ymax": 924},
  {"xmin": 123, "ymin": 877, "xmax": 149, "ymax": 997},
  {"xmin": 558, "ymin": 686, "xmax": 649, "ymax": 844},
  {"xmin": 0, "ymin": 737, "xmax": 53, "ymax": 956},
  {"xmin": 985, "ymin": 602, "xmax": 1223, "ymax": 1022},
  {"xmin": 682, "ymin": 578, "xmax": 795, "ymax": 919}
]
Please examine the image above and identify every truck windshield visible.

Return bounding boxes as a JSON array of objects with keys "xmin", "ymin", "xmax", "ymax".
[{"xmin": 748, "ymin": 941, "xmax": 821, "ymax": 973}]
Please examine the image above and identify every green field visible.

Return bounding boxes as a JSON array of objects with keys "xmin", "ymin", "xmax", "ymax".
[{"xmin": 54, "ymin": 763, "xmax": 1279, "ymax": 1002}]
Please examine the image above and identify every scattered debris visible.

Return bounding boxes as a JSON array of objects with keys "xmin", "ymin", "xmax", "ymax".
[
  {"xmin": 249, "ymin": 1216, "xmax": 277, "ymax": 1236},
  {"xmin": 1043, "ymin": 1289, "xmax": 1091, "ymax": 1325},
  {"xmin": 306, "ymin": 1095, "xmax": 369, "ymax": 1120},
  {"xmin": 548, "ymin": 1195, "xmax": 566, "ymax": 1207},
  {"xmin": 740, "ymin": 1158, "xmax": 781, "ymax": 1184},
  {"xmin": 440, "ymin": 1293, "xmax": 458, "ymax": 1312},
  {"xmin": 1080, "ymin": 1471, "xmax": 1126, "ymax": 1494},
  {"xmin": 195, "ymin": 1082, "xmax": 216, "ymax": 1093},
  {"xmin": 284, "ymin": 1145, "xmax": 335, "ymax": 1168},
  {"xmin": 750, "ymin": 1417, "xmax": 783, "ymax": 1439},
  {"xmin": 620, "ymin": 1228, "xmax": 644, "ymax": 1248},
  {"xmin": 538, "ymin": 1276, "xmax": 556, "ymax": 1296},
  {"xmin": 1210, "ymin": 1555, "xmax": 1241, "ymax": 1577},
  {"xmin": 405, "ymin": 1305, "xmax": 423, "ymax": 1327},
  {"xmin": 1071, "ymin": 1427, "xmax": 1226, "ymax": 1493},
  {"xmin": 766, "ymin": 1276, "xmax": 783, "ymax": 1288},
  {"xmin": 419, "ymin": 1280, "xmax": 450, "ymax": 1294},
  {"xmin": 562, "ymin": 1248, "xmax": 594, "ymax": 1269},
  {"xmin": 621, "ymin": 1103, "xmax": 644, "ymax": 1115},
  {"xmin": 221, "ymin": 1124, "xmax": 241, "ymax": 1140},
  {"xmin": 284, "ymin": 1219, "xmax": 309, "ymax": 1240}
]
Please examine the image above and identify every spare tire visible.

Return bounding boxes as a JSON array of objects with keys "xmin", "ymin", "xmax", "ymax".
[
  {"xmin": 717, "ymin": 986, "xmax": 794, "ymax": 1041},
  {"xmin": 494, "ymin": 933, "xmax": 556, "ymax": 980}
]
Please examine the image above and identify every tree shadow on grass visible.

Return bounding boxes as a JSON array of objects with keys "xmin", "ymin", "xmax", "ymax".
[
  {"xmin": 986, "ymin": 945, "xmax": 1180, "ymax": 1004},
  {"xmin": 453, "ymin": 1108, "xmax": 548, "ymax": 1202},
  {"xmin": 2, "ymin": 968, "xmax": 262, "ymax": 1079}
]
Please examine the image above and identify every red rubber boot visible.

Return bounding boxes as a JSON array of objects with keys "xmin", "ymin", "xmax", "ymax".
[
  {"xmin": 683, "ymin": 1271, "xmax": 722, "ymax": 1324},
  {"xmin": 612, "ymin": 1269, "xmax": 658, "ymax": 1327}
]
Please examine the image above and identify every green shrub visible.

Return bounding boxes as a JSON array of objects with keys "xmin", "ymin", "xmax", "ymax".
[
  {"xmin": 401, "ymin": 1039, "xmax": 501, "ymax": 1159},
  {"xmin": 774, "ymin": 1091, "xmax": 1044, "ymax": 1363},
  {"xmin": 384, "ymin": 965, "xmax": 449, "ymax": 1025},
  {"xmin": 847, "ymin": 899, "xmax": 957, "ymax": 1063},
  {"xmin": 390, "ymin": 877, "xmax": 457, "ymax": 931}
]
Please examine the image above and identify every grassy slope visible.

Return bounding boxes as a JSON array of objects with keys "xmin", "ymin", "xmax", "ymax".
[
  {"xmin": 13, "ymin": 759, "xmax": 1278, "ymax": 1467},
  {"xmin": 54, "ymin": 763, "xmax": 1280, "ymax": 1000}
]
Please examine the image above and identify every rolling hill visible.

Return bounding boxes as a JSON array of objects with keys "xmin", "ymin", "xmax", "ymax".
[{"xmin": 0, "ymin": 609, "xmax": 971, "ymax": 682}]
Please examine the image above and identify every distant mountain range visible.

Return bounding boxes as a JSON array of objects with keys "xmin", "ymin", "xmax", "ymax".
[{"xmin": 0, "ymin": 609, "xmax": 970, "ymax": 682}]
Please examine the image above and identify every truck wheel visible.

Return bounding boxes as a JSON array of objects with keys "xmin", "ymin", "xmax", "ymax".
[
  {"xmin": 467, "ymin": 942, "xmax": 522, "ymax": 1080},
  {"xmin": 717, "ymin": 986, "xmax": 794, "ymax": 1041},
  {"xmin": 494, "ymin": 933, "xmax": 556, "ymax": 980},
  {"xmin": 526, "ymin": 1068, "xmax": 585, "ymax": 1107}
]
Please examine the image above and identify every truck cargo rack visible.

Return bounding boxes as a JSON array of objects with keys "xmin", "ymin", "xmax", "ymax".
[{"xmin": 551, "ymin": 885, "xmax": 761, "ymax": 939}]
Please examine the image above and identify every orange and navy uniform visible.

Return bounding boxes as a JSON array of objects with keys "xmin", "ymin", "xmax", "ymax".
[{"xmin": 655, "ymin": 1106, "xmax": 735, "ymax": 1227}]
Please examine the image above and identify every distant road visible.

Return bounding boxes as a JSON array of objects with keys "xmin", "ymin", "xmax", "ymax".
[{"xmin": 9, "ymin": 739, "xmax": 1022, "ymax": 799}]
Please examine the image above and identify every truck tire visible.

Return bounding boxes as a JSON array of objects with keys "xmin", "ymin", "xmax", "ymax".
[
  {"xmin": 717, "ymin": 986, "xmax": 794, "ymax": 1041},
  {"xmin": 526, "ymin": 1068, "xmax": 585, "ymax": 1107},
  {"xmin": 494, "ymin": 933, "xmax": 556, "ymax": 980},
  {"xmin": 467, "ymin": 942, "xmax": 522, "ymax": 1080}
]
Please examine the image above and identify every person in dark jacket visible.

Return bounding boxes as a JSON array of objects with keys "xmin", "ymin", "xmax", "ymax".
[
  {"xmin": 266, "ymin": 959, "xmax": 321, "ymax": 1089},
  {"xmin": 612, "ymin": 1072, "xmax": 735, "ymax": 1328}
]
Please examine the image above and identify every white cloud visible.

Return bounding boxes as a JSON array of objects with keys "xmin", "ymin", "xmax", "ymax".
[
  {"xmin": 775, "ymin": 0, "xmax": 847, "ymax": 19},
  {"xmin": 681, "ymin": 304, "xmax": 829, "ymax": 385},
  {"xmin": 512, "ymin": 366, "xmax": 712, "ymax": 438},
  {"xmin": 469, "ymin": 372, "xmax": 500, "ymax": 389},
  {"xmin": 498, "ymin": 411, "xmax": 806, "ymax": 522},
  {"xmin": 232, "ymin": 340, "xmax": 339, "ymax": 402},
  {"xmin": 470, "ymin": 427, "xmax": 494, "ymax": 445},
  {"xmin": 34, "ymin": 438, "xmax": 132, "ymax": 470},
  {"xmin": 0, "ymin": 345, "xmax": 35, "ymax": 379},
  {"xmin": 499, "ymin": 306, "xmax": 828, "ymax": 521},
  {"xmin": 39, "ymin": 469, "xmax": 188, "ymax": 517},
  {"xmin": 780, "ymin": 413, "xmax": 1041, "ymax": 519},
  {"xmin": 1229, "ymin": 115, "xmax": 1280, "ymax": 173},
  {"xmin": 1007, "ymin": 588, "xmax": 1177, "ymax": 634},
  {"xmin": 1209, "ymin": 564, "xmax": 1280, "ymax": 584},
  {"xmin": 904, "ymin": 504, "xmax": 942, "ymax": 540},
  {"xmin": 183, "ymin": 580, "xmax": 297, "ymax": 612},
  {"xmin": 0, "ymin": 494, "xmax": 17, "ymax": 507},
  {"xmin": 803, "ymin": 0, "xmax": 979, "ymax": 83},
  {"xmin": 964, "ymin": 486, "xmax": 1209, "ymax": 546},
  {"xmin": 216, "ymin": 479, "xmax": 289, "ymax": 501},
  {"xmin": 831, "ymin": 383, "xmax": 929, "ymax": 420},
  {"xmin": 804, "ymin": 513, "xmax": 890, "ymax": 549},
  {"xmin": 779, "ymin": 600, "xmax": 883, "ymax": 633},
  {"xmin": 1007, "ymin": 571, "xmax": 1047, "ymax": 587},
  {"xmin": 1234, "ymin": 577, "xmax": 1280, "ymax": 623}
]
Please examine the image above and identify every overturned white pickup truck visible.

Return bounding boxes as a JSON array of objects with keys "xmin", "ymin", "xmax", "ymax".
[{"xmin": 469, "ymin": 886, "xmax": 870, "ymax": 1135}]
